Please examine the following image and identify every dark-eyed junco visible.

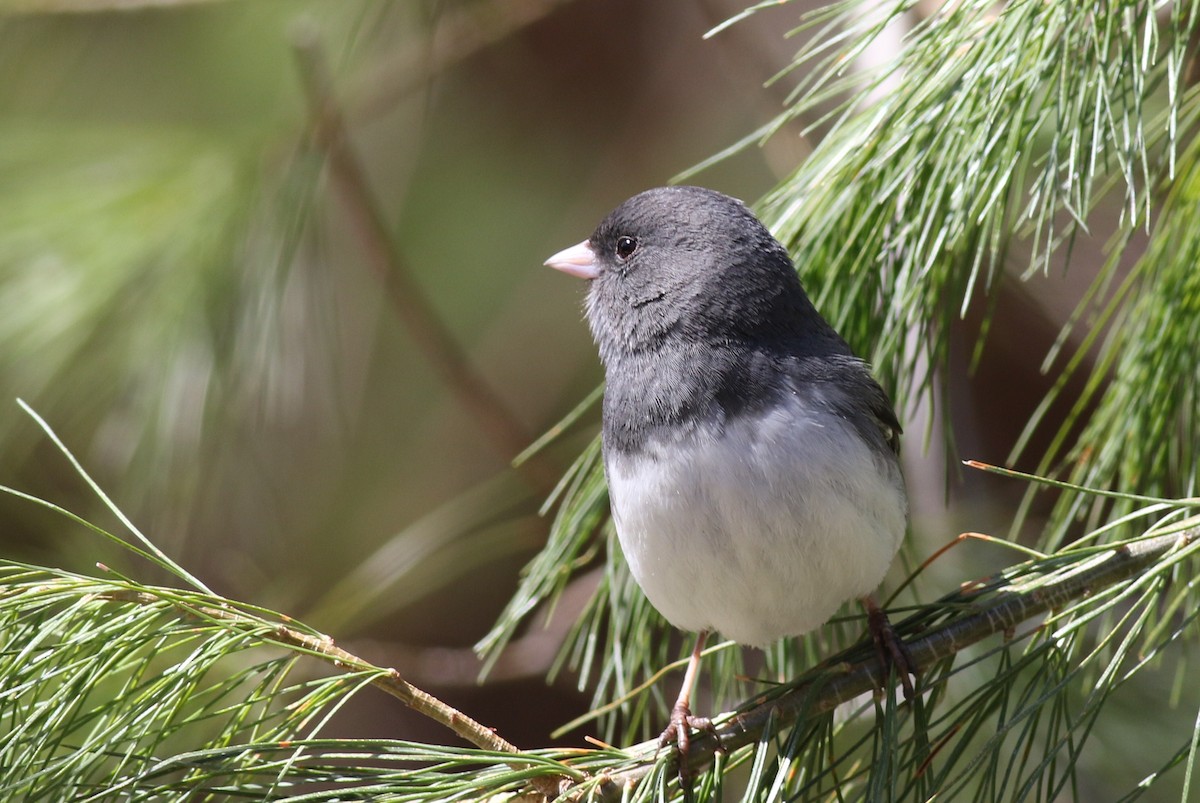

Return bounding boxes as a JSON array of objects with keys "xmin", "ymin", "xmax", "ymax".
[{"xmin": 545, "ymin": 186, "xmax": 909, "ymax": 767}]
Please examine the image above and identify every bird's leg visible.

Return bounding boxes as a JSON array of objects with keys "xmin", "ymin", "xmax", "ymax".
[
  {"xmin": 862, "ymin": 595, "xmax": 916, "ymax": 700},
  {"xmin": 659, "ymin": 631, "xmax": 720, "ymax": 781}
]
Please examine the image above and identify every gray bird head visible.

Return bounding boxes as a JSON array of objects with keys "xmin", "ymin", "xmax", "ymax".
[{"xmin": 545, "ymin": 186, "xmax": 837, "ymax": 368}]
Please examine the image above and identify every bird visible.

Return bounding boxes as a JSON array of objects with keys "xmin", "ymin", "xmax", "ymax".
[{"xmin": 543, "ymin": 185, "xmax": 910, "ymax": 773}]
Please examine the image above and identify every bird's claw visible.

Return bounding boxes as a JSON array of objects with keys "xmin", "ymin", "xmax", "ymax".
[
  {"xmin": 659, "ymin": 702, "xmax": 723, "ymax": 794},
  {"xmin": 866, "ymin": 604, "xmax": 917, "ymax": 700},
  {"xmin": 659, "ymin": 702, "xmax": 713, "ymax": 755}
]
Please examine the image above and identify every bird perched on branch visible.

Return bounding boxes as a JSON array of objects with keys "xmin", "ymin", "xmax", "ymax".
[{"xmin": 545, "ymin": 186, "xmax": 911, "ymax": 777}]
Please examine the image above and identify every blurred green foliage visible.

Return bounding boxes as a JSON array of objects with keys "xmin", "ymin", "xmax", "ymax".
[{"xmin": 3, "ymin": 1, "xmax": 1199, "ymax": 799}]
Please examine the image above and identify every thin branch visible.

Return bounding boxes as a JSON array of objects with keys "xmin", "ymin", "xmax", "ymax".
[
  {"xmin": 290, "ymin": 27, "xmax": 557, "ymax": 491},
  {"xmin": 102, "ymin": 589, "xmax": 516, "ymax": 753},
  {"xmin": 584, "ymin": 527, "xmax": 1198, "ymax": 798},
  {"xmin": 101, "ymin": 587, "xmax": 570, "ymax": 800}
]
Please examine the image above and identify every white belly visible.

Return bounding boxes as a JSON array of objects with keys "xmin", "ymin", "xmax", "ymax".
[{"xmin": 605, "ymin": 396, "xmax": 907, "ymax": 648}]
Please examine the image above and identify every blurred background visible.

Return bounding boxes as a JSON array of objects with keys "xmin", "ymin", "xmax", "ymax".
[{"xmin": 0, "ymin": 0, "xmax": 1152, "ymax": 773}]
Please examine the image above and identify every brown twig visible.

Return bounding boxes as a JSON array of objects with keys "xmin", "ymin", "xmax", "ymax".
[
  {"xmin": 102, "ymin": 587, "xmax": 570, "ymax": 800},
  {"xmin": 290, "ymin": 26, "xmax": 558, "ymax": 491},
  {"xmin": 103, "ymin": 588, "xmax": 518, "ymax": 753}
]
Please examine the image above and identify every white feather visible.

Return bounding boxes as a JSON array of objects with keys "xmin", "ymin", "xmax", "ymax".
[{"xmin": 605, "ymin": 393, "xmax": 907, "ymax": 648}]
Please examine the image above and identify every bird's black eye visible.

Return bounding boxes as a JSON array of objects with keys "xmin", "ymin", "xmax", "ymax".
[{"xmin": 615, "ymin": 236, "xmax": 638, "ymax": 260}]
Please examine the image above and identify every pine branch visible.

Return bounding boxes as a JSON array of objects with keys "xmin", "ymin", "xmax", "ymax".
[
  {"xmin": 101, "ymin": 588, "xmax": 522, "ymax": 756},
  {"xmin": 0, "ymin": 564, "xmax": 576, "ymax": 801},
  {"xmin": 576, "ymin": 526, "xmax": 1199, "ymax": 799},
  {"xmin": 3, "ymin": 405, "xmax": 1198, "ymax": 800},
  {"xmin": 95, "ymin": 588, "xmax": 576, "ymax": 800},
  {"xmin": 2, "ymin": 399, "xmax": 571, "ymax": 799}
]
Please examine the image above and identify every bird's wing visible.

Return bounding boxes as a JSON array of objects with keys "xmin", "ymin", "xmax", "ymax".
[{"xmin": 794, "ymin": 354, "xmax": 903, "ymax": 457}]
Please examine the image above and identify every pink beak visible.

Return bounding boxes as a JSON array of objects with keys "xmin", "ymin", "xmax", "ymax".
[{"xmin": 544, "ymin": 240, "xmax": 600, "ymax": 280}]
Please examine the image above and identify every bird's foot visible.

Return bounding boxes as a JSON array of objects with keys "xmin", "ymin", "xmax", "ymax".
[
  {"xmin": 866, "ymin": 603, "xmax": 917, "ymax": 700},
  {"xmin": 659, "ymin": 701, "xmax": 722, "ymax": 793}
]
